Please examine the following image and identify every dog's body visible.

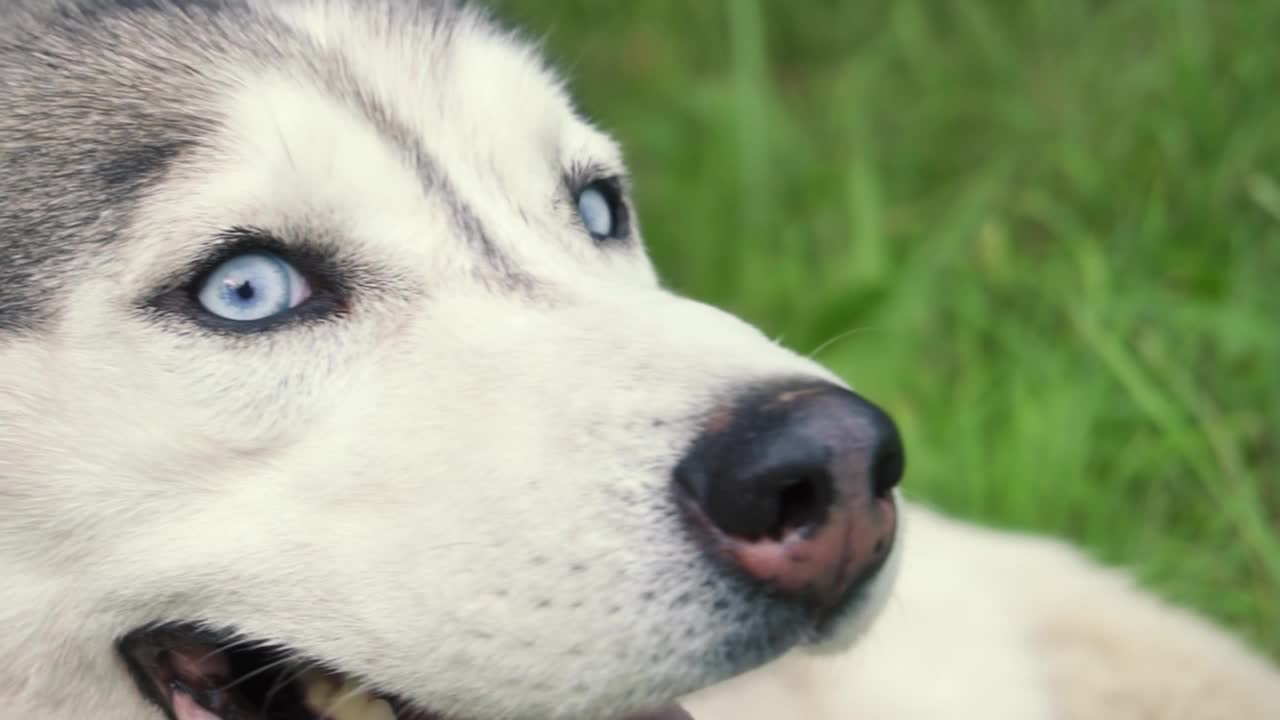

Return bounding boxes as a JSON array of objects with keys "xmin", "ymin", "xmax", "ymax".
[{"xmin": 0, "ymin": 2, "xmax": 1277, "ymax": 719}]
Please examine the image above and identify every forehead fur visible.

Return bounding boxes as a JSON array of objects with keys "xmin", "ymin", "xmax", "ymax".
[{"xmin": 0, "ymin": 0, "xmax": 600, "ymax": 332}]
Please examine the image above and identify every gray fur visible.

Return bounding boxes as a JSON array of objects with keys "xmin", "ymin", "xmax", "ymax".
[
  {"xmin": 0, "ymin": 0, "xmax": 522, "ymax": 333},
  {"xmin": 0, "ymin": 1, "xmax": 254, "ymax": 331}
]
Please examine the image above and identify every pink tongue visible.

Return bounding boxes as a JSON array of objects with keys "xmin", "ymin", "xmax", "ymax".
[
  {"xmin": 624, "ymin": 706, "xmax": 695, "ymax": 720},
  {"xmin": 172, "ymin": 692, "xmax": 222, "ymax": 720}
]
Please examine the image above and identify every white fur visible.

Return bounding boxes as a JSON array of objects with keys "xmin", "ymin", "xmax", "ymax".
[
  {"xmin": 686, "ymin": 507, "xmax": 1280, "ymax": 719},
  {"xmin": 1, "ymin": 1, "xmax": 1277, "ymax": 719}
]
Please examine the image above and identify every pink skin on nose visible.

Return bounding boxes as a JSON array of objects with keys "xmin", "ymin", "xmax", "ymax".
[
  {"xmin": 675, "ymin": 471, "xmax": 897, "ymax": 614},
  {"xmin": 727, "ymin": 496, "xmax": 896, "ymax": 609}
]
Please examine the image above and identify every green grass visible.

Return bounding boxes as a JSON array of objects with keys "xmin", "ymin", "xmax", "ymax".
[{"xmin": 492, "ymin": 0, "xmax": 1280, "ymax": 658}]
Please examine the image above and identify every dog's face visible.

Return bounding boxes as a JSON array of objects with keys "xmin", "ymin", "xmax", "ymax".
[{"xmin": 0, "ymin": 3, "xmax": 903, "ymax": 720}]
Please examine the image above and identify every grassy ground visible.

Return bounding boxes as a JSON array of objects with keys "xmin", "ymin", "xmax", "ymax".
[{"xmin": 492, "ymin": 1, "xmax": 1280, "ymax": 658}]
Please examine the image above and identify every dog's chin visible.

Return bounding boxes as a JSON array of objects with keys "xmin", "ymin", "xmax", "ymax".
[{"xmin": 118, "ymin": 625, "xmax": 692, "ymax": 720}]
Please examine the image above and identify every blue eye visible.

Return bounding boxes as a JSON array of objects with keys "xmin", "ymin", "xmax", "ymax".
[
  {"xmin": 576, "ymin": 181, "xmax": 624, "ymax": 240},
  {"xmin": 196, "ymin": 252, "xmax": 311, "ymax": 322}
]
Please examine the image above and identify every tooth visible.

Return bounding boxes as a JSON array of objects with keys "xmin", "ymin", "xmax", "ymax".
[
  {"xmin": 303, "ymin": 671, "xmax": 338, "ymax": 712},
  {"xmin": 325, "ymin": 679, "xmax": 384, "ymax": 720},
  {"xmin": 331, "ymin": 678, "xmax": 366, "ymax": 712},
  {"xmin": 302, "ymin": 671, "xmax": 395, "ymax": 720},
  {"xmin": 364, "ymin": 699, "xmax": 397, "ymax": 720},
  {"xmin": 304, "ymin": 683, "xmax": 332, "ymax": 711}
]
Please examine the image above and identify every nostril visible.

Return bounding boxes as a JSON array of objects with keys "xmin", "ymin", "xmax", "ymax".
[
  {"xmin": 693, "ymin": 465, "xmax": 836, "ymax": 544},
  {"xmin": 772, "ymin": 474, "xmax": 831, "ymax": 541}
]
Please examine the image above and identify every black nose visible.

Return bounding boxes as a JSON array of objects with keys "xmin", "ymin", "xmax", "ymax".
[{"xmin": 674, "ymin": 380, "xmax": 904, "ymax": 607}]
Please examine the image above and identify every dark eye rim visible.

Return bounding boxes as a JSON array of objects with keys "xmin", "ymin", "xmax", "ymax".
[
  {"xmin": 572, "ymin": 176, "xmax": 631, "ymax": 243},
  {"xmin": 143, "ymin": 227, "xmax": 348, "ymax": 335}
]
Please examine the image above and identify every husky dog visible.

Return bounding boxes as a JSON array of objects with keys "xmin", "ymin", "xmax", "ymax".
[{"xmin": 1, "ymin": 1, "xmax": 1278, "ymax": 719}]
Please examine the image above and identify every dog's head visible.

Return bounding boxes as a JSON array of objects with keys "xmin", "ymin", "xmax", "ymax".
[{"xmin": 0, "ymin": 2, "xmax": 904, "ymax": 719}]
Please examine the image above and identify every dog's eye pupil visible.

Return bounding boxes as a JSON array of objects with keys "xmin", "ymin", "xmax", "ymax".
[{"xmin": 196, "ymin": 252, "xmax": 312, "ymax": 323}]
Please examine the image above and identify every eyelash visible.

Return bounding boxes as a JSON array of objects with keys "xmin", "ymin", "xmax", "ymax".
[{"xmin": 146, "ymin": 229, "xmax": 346, "ymax": 334}]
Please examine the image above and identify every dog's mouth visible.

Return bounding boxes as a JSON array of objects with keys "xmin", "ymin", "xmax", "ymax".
[{"xmin": 120, "ymin": 625, "xmax": 693, "ymax": 720}]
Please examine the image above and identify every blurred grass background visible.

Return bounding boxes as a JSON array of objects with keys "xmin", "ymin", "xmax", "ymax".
[{"xmin": 492, "ymin": 0, "xmax": 1280, "ymax": 658}]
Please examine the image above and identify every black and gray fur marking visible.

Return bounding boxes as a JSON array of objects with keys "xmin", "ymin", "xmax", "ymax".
[
  {"xmin": 322, "ymin": 59, "xmax": 540, "ymax": 292},
  {"xmin": 0, "ymin": 0, "xmax": 262, "ymax": 332},
  {"xmin": 0, "ymin": 0, "xmax": 528, "ymax": 334}
]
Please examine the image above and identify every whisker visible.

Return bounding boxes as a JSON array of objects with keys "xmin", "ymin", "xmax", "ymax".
[
  {"xmin": 212, "ymin": 652, "xmax": 297, "ymax": 693},
  {"xmin": 193, "ymin": 635, "xmax": 273, "ymax": 667},
  {"xmin": 806, "ymin": 326, "xmax": 872, "ymax": 361},
  {"xmin": 262, "ymin": 660, "xmax": 313, "ymax": 716}
]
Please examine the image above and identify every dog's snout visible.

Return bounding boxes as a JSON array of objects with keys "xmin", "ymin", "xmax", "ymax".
[{"xmin": 674, "ymin": 380, "xmax": 904, "ymax": 609}]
